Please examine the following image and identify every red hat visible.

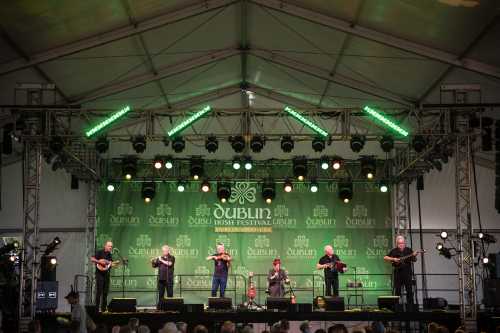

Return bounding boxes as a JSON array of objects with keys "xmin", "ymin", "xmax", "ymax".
[{"xmin": 273, "ymin": 258, "xmax": 281, "ymax": 265}]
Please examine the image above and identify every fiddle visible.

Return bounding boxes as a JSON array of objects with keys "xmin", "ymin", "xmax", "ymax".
[{"xmin": 213, "ymin": 252, "xmax": 231, "ymax": 261}]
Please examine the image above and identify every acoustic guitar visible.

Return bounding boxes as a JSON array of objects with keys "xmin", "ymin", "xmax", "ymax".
[
  {"xmin": 391, "ymin": 249, "xmax": 425, "ymax": 267},
  {"xmin": 96, "ymin": 259, "xmax": 120, "ymax": 272}
]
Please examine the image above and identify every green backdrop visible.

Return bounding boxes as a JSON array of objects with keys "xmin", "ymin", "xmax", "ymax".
[{"xmin": 96, "ymin": 181, "xmax": 393, "ymax": 306}]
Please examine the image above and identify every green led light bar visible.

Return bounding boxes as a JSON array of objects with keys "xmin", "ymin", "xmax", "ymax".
[
  {"xmin": 363, "ymin": 106, "xmax": 409, "ymax": 137},
  {"xmin": 284, "ymin": 106, "xmax": 328, "ymax": 138},
  {"xmin": 85, "ymin": 105, "xmax": 131, "ymax": 137},
  {"xmin": 167, "ymin": 105, "xmax": 212, "ymax": 137}
]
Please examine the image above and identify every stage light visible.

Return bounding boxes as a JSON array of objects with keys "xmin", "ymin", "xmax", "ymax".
[
  {"xmin": 250, "ymin": 135, "xmax": 265, "ymax": 153},
  {"xmin": 122, "ymin": 157, "xmax": 137, "ymax": 180},
  {"xmin": 338, "ymin": 182, "xmax": 353, "ymax": 203},
  {"xmin": 132, "ymin": 135, "xmax": 147, "ymax": 153},
  {"xmin": 438, "ymin": 246, "xmax": 452, "ymax": 259},
  {"xmin": 95, "ymin": 136, "xmax": 109, "ymax": 154},
  {"xmin": 177, "ymin": 180, "xmax": 186, "ymax": 192},
  {"xmin": 153, "ymin": 155, "xmax": 163, "ymax": 169},
  {"xmin": 49, "ymin": 136, "xmax": 64, "ymax": 153},
  {"xmin": 201, "ymin": 179, "xmax": 211, "ymax": 193},
  {"xmin": 320, "ymin": 156, "xmax": 329, "ymax": 170},
  {"xmin": 217, "ymin": 182, "xmax": 231, "ymax": 203},
  {"xmin": 310, "ymin": 180, "xmax": 319, "ymax": 193},
  {"xmin": 332, "ymin": 156, "xmax": 343, "ymax": 170},
  {"xmin": 412, "ymin": 135, "xmax": 427, "ymax": 153},
  {"xmin": 190, "ymin": 158, "xmax": 204, "ymax": 180},
  {"xmin": 436, "ymin": 243, "xmax": 444, "ymax": 251},
  {"xmin": 165, "ymin": 156, "xmax": 173, "ymax": 169},
  {"xmin": 85, "ymin": 105, "xmax": 131, "ymax": 137},
  {"xmin": 478, "ymin": 232, "xmax": 484, "ymax": 239},
  {"xmin": 232, "ymin": 157, "xmax": 241, "ymax": 170},
  {"xmin": 44, "ymin": 237, "xmax": 61, "ymax": 256},
  {"xmin": 9, "ymin": 255, "xmax": 16, "ymax": 262},
  {"xmin": 230, "ymin": 135, "xmax": 245, "ymax": 153},
  {"xmin": 482, "ymin": 257, "xmax": 490, "ymax": 265},
  {"xmin": 440, "ymin": 231, "xmax": 448, "ymax": 240},
  {"xmin": 167, "ymin": 105, "xmax": 212, "ymax": 137},
  {"xmin": 172, "ymin": 136, "xmax": 185, "ymax": 153},
  {"xmin": 363, "ymin": 106, "xmax": 409, "ymax": 137},
  {"xmin": 361, "ymin": 157, "xmax": 376, "ymax": 180},
  {"xmin": 380, "ymin": 135, "xmax": 394, "ymax": 153},
  {"xmin": 141, "ymin": 182, "xmax": 156, "ymax": 203},
  {"xmin": 0, "ymin": 241, "xmax": 20, "ymax": 256},
  {"xmin": 244, "ymin": 157, "xmax": 253, "ymax": 170},
  {"xmin": 284, "ymin": 106, "xmax": 328, "ymax": 137},
  {"xmin": 50, "ymin": 257, "xmax": 58, "ymax": 265},
  {"xmin": 379, "ymin": 182, "xmax": 389, "ymax": 193},
  {"xmin": 281, "ymin": 136, "xmax": 294, "ymax": 153},
  {"xmin": 283, "ymin": 178, "xmax": 293, "ymax": 193},
  {"xmin": 106, "ymin": 182, "xmax": 115, "ymax": 192},
  {"xmin": 205, "ymin": 135, "xmax": 219, "ymax": 153},
  {"xmin": 312, "ymin": 137, "xmax": 326, "ymax": 152},
  {"xmin": 262, "ymin": 179, "xmax": 276, "ymax": 204},
  {"xmin": 478, "ymin": 233, "xmax": 496, "ymax": 244},
  {"xmin": 293, "ymin": 157, "xmax": 307, "ymax": 181},
  {"xmin": 350, "ymin": 135, "xmax": 365, "ymax": 153}
]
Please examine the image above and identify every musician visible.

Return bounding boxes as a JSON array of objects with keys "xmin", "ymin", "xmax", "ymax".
[
  {"xmin": 267, "ymin": 258, "xmax": 289, "ymax": 297},
  {"xmin": 90, "ymin": 241, "xmax": 113, "ymax": 312},
  {"xmin": 152, "ymin": 245, "xmax": 175, "ymax": 304},
  {"xmin": 206, "ymin": 243, "xmax": 232, "ymax": 297},
  {"xmin": 316, "ymin": 245, "xmax": 343, "ymax": 296},
  {"xmin": 383, "ymin": 235, "xmax": 417, "ymax": 304}
]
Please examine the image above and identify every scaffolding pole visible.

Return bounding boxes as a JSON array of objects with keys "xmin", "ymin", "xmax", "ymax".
[{"xmin": 84, "ymin": 180, "xmax": 97, "ymax": 305}]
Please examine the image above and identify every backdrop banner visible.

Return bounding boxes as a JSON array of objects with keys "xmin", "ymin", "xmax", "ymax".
[{"xmin": 96, "ymin": 181, "xmax": 393, "ymax": 306}]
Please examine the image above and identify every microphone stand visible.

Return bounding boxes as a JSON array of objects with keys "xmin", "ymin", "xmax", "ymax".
[{"xmin": 114, "ymin": 250, "xmax": 128, "ymax": 298}]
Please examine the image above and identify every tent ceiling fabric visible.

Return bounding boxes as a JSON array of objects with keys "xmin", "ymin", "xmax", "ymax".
[{"xmin": 0, "ymin": 0, "xmax": 499, "ymax": 110}]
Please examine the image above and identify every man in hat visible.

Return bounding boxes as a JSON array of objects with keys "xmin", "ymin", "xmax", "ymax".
[
  {"xmin": 63, "ymin": 289, "xmax": 88, "ymax": 333},
  {"xmin": 267, "ymin": 258, "xmax": 289, "ymax": 297}
]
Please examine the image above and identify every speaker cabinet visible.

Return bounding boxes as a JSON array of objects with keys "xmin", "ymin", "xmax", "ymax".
[
  {"xmin": 266, "ymin": 297, "xmax": 291, "ymax": 311},
  {"xmin": 184, "ymin": 303, "xmax": 204, "ymax": 313},
  {"xmin": 158, "ymin": 298, "xmax": 184, "ymax": 312},
  {"xmin": 423, "ymin": 297, "xmax": 448, "ymax": 310},
  {"xmin": 36, "ymin": 281, "xmax": 58, "ymax": 311},
  {"xmin": 378, "ymin": 296, "xmax": 400, "ymax": 312},
  {"xmin": 484, "ymin": 279, "xmax": 500, "ymax": 307},
  {"xmin": 108, "ymin": 298, "xmax": 137, "ymax": 313},
  {"xmin": 324, "ymin": 296, "xmax": 345, "ymax": 311},
  {"xmin": 208, "ymin": 297, "xmax": 232, "ymax": 310}
]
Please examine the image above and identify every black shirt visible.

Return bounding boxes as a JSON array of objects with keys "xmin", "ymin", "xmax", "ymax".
[
  {"xmin": 387, "ymin": 247, "xmax": 414, "ymax": 274},
  {"xmin": 94, "ymin": 249, "xmax": 113, "ymax": 275},
  {"xmin": 212, "ymin": 253, "xmax": 229, "ymax": 277},
  {"xmin": 318, "ymin": 254, "xmax": 341, "ymax": 277},
  {"xmin": 152, "ymin": 254, "xmax": 175, "ymax": 281}
]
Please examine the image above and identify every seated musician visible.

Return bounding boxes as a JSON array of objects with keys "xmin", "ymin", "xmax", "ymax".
[{"xmin": 267, "ymin": 258, "xmax": 289, "ymax": 297}]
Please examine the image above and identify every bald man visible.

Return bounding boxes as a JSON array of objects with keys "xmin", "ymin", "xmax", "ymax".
[
  {"xmin": 152, "ymin": 245, "xmax": 176, "ymax": 305},
  {"xmin": 317, "ymin": 245, "xmax": 342, "ymax": 296},
  {"xmin": 90, "ymin": 241, "xmax": 114, "ymax": 312}
]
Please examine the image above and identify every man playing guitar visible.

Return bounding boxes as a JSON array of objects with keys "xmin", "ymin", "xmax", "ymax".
[
  {"xmin": 91, "ymin": 241, "xmax": 118, "ymax": 312},
  {"xmin": 317, "ymin": 245, "xmax": 346, "ymax": 296}
]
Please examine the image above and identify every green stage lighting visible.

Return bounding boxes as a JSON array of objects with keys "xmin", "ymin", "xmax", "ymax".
[
  {"xmin": 85, "ymin": 105, "xmax": 131, "ymax": 137},
  {"xmin": 167, "ymin": 106, "xmax": 212, "ymax": 137},
  {"xmin": 284, "ymin": 106, "xmax": 328, "ymax": 138},
  {"xmin": 363, "ymin": 106, "xmax": 409, "ymax": 137}
]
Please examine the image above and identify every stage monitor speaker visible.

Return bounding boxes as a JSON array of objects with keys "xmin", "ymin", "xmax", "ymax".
[
  {"xmin": 108, "ymin": 298, "xmax": 137, "ymax": 313},
  {"xmin": 158, "ymin": 298, "xmax": 184, "ymax": 312},
  {"xmin": 266, "ymin": 297, "xmax": 290, "ymax": 311},
  {"xmin": 35, "ymin": 281, "xmax": 58, "ymax": 311},
  {"xmin": 297, "ymin": 303, "xmax": 312, "ymax": 313},
  {"xmin": 423, "ymin": 297, "xmax": 448, "ymax": 310},
  {"xmin": 208, "ymin": 297, "xmax": 232, "ymax": 310},
  {"xmin": 324, "ymin": 296, "xmax": 345, "ymax": 311},
  {"xmin": 184, "ymin": 303, "xmax": 204, "ymax": 313},
  {"xmin": 378, "ymin": 296, "xmax": 400, "ymax": 312},
  {"xmin": 484, "ymin": 279, "xmax": 500, "ymax": 307}
]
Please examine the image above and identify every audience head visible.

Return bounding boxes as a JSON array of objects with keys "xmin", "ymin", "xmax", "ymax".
[
  {"xmin": 193, "ymin": 325, "xmax": 209, "ymax": 333},
  {"xmin": 160, "ymin": 322, "xmax": 179, "ymax": 333},
  {"xmin": 371, "ymin": 321, "xmax": 385, "ymax": 333},
  {"xmin": 279, "ymin": 319, "xmax": 289, "ymax": 332},
  {"xmin": 314, "ymin": 330, "xmax": 327, "ymax": 333},
  {"xmin": 428, "ymin": 323, "xmax": 440, "ymax": 333},
  {"xmin": 328, "ymin": 324, "xmax": 348, "ymax": 333},
  {"xmin": 221, "ymin": 321, "xmax": 235, "ymax": 333},
  {"xmin": 138, "ymin": 325, "xmax": 150, "ymax": 333},
  {"xmin": 28, "ymin": 320, "xmax": 41, "ymax": 333},
  {"xmin": 128, "ymin": 318, "xmax": 140, "ymax": 330},
  {"xmin": 241, "ymin": 325, "xmax": 254, "ymax": 333},
  {"xmin": 300, "ymin": 321, "xmax": 311, "ymax": 333}
]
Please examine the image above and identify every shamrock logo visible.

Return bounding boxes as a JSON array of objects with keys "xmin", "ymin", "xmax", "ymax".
[
  {"xmin": 176, "ymin": 235, "xmax": 191, "ymax": 248},
  {"xmin": 294, "ymin": 235, "xmax": 309, "ymax": 248},
  {"xmin": 156, "ymin": 204, "xmax": 172, "ymax": 216},
  {"xmin": 117, "ymin": 203, "xmax": 133, "ymax": 216},
  {"xmin": 274, "ymin": 205, "xmax": 288, "ymax": 218},
  {"xmin": 333, "ymin": 235, "xmax": 349, "ymax": 248},
  {"xmin": 373, "ymin": 235, "xmax": 389, "ymax": 248},
  {"xmin": 353, "ymin": 205, "xmax": 368, "ymax": 218},
  {"xmin": 254, "ymin": 235, "xmax": 270, "ymax": 248},
  {"xmin": 229, "ymin": 182, "xmax": 256, "ymax": 204},
  {"xmin": 136, "ymin": 234, "xmax": 151, "ymax": 247},
  {"xmin": 313, "ymin": 205, "xmax": 329, "ymax": 218}
]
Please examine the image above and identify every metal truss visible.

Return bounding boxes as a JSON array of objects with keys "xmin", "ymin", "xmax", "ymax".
[
  {"xmin": 393, "ymin": 180, "xmax": 410, "ymax": 237},
  {"xmin": 19, "ymin": 140, "xmax": 42, "ymax": 321},
  {"xmin": 84, "ymin": 181, "xmax": 97, "ymax": 305}
]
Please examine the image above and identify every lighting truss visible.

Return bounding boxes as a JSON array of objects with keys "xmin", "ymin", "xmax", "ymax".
[
  {"xmin": 363, "ymin": 106, "xmax": 409, "ymax": 137},
  {"xmin": 167, "ymin": 105, "xmax": 212, "ymax": 137},
  {"xmin": 284, "ymin": 106, "xmax": 328, "ymax": 138},
  {"xmin": 85, "ymin": 105, "xmax": 131, "ymax": 137}
]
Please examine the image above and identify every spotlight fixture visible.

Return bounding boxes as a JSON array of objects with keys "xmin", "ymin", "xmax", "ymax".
[
  {"xmin": 172, "ymin": 136, "xmax": 185, "ymax": 153},
  {"xmin": 232, "ymin": 157, "xmax": 241, "ymax": 170},
  {"xmin": 312, "ymin": 137, "xmax": 326, "ymax": 152},
  {"xmin": 250, "ymin": 135, "xmax": 265, "ymax": 153},
  {"xmin": 350, "ymin": 135, "xmax": 365, "ymax": 153},
  {"xmin": 49, "ymin": 136, "xmax": 64, "ymax": 153},
  {"xmin": 380, "ymin": 135, "xmax": 394, "ymax": 153},
  {"xmin": 436, "ymin": 243, "xmax": 444, "ymax": 251},
  {"xmin": 437, "ymin": 246, "xmax": 453, "ymax": 259},
  {"xmin": 217, "ymin": 182, "xmax": 231, "ymax": 203},
  {"xmin": 320, "ymin": 156, "xmax": 329, "ymax": 170},
  {"xmin": 360, "ymin": 157, "xmax": 376, "ymax": 180},
  {"xmin": 50, "ymin": 257, "xmax": 58, "ymax": 265},
  {"xmin": 177, "ymin": 180, "xmax": 186, "ymax": 192},
  {"xmin": 332, "ymin": 156, "xmax": 343, "ymax": 170},
  {"xmin": 281, "ymin": 136, "xmax": 294, "ymax": 153},
  {"xmin": 262, "ymin": 179, "xmax": 276, "ymax": 204},
  {"xmin": 141, "ymin": 182, "xmax": 156, "ymax": 203},
  {"xmin": 95, "ymin": 136, "xmax": 109, "ymax": 154},
  {"xmin": 338, "ymin": 182, "xmax": 353, "ymax": 203},
  {"xmin": 439, "ymin": 231, "xmax": 448, "ymax": 240},
  {"xmin": 310, "ymin": 180, "xmax": 319, "ymax": 193},
  {"xmin": 165, "ymin": 156, "xmax": 173, "ymax": 169},
  {"xmin": 293, "ymin": 157, "xmax": 308, "ymax": 181},
  {"xmin": 201, "ymin": 179, "xmax": 211, "ymax": 193},
  {"xmin": 283, "ymin": 178, "xmax": 293, "ymax": 193},
  {"xmin": 478, "ymin": 232, "xmax": 496, "ymax": 244},
  {"xmin": 412, "ymin": 135, "xmax": 427, "ymax": 153},
  {"xmin": 482, "ymin": 257, "xmax": 490, "ymax": 265},
  {"xmin": 122, "ymin": 157, "xmax": 137, "ymax": 180},
  {"xmin": 153, "ymin": 155, "xmax": 163, "ymax": 169},
  {"xmin": 132, "ymin": 135, "xmax": 147, "ymax": 153},
  {"xmin": 106, "ymin": 182, "xmax": 115, "ymax": 192},
  {"xmin": 379, "ymin": 181, "xmax": 389, "ymax": 193},
  {"xmin": 44, "ymin": 237, "xmax": 61, "ymax": 256},
  {"xmin": 230, "ymin": 135, "xmax": 245, "ymax": 153},
  {"xmin": 205, "ymin": 135, "xmax": 219, "ymax": 153},
  {"xmin": 190, "ymin": 158, "xmax": 204, "ymax": 180},
  {"xmin": 244, "ymin": 157, "xmax": 253, "ymax": 170}
]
